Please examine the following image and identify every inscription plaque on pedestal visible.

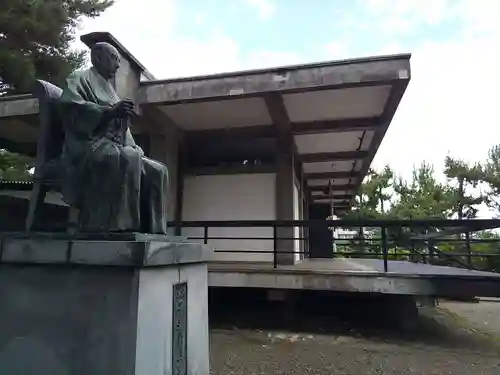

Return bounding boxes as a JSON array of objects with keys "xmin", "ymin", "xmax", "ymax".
[{"xmin": 172, "ymin": 282, "xmax": 188, "ymax": 375}]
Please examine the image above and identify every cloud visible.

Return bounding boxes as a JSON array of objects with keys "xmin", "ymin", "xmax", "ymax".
[
  {"xmin": 324, "ymin": 41, "xmax": 350, "ymax": 60},
  {"xmin": 75, "ymin": 0, "xmax": 178, "ymax": 70},
  {"xmin": 76, "ymin": 0, "xmax": 240, "ymax": 78},
  {"xmin": 245, "ymin": 0, "xmax": 276, "ymax": 20},
  {"xmin": 194, "ymin": 14, "xmax": 206, "ymax": 26},
  {"xmin": 453, "ymin": 0, "xmax": 500, "ymax": 39},
  {"xmin": 364, "ymin": 0, "xmax": 453, "ymax": 33},
  {"xmin": 368, "ymin": 1, "xmax": 500, "ymax": 181},
  {"xmin": 75, "ymin": 0, "xmax": 296, "ymax": 78},
  {"xmin": 244, "ymin": 50, "xmax": 302, "ymax": 69},
  {"xmin": 374, "ymin": 38, "xmax": 500, "ymax": 175}
]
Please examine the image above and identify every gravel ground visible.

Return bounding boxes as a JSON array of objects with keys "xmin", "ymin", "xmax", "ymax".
[
  {"xmin": 210, "ymin": 307, "xmax": 500, "ymax": 375},
  {"xmin": 440, "ymin": 299, "xmax": 500, "ymax": 337}
]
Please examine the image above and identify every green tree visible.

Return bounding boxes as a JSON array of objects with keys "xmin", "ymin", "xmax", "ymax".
[
  {"xmin": 0, "ymin": 149, "xmax": 33, "ymax": 180},
  {"xmin": 347, "ymin": 165, "xmax": 395, "ymax": 219},
  {"xmin": 383, "ymin": 162, "xmax": 455, "ymax": 254},
  {"xmin": 0, "ymin": 0, "xmax": 113, "ymax": 95},
  {"xmin": 469, "ymin": 230, "xmax": 500, "ymax": 272},
  {"xmin": 340, "ymin": 158, "xmax": 500, "ymax": 271},
  {"xmin": 390, "ymin": 162, "xmax": 454, "ymax": 219},
  {"xmin": 481, "ymin": 145, "xmax": 500, "ymax": 215},
  {"xmin": 444, "ymin": 156, "xmax": 486, "ymax": 219},
  {"xmin": 342, "ymin": 166, "xmax": 396, "ymax": 255}
]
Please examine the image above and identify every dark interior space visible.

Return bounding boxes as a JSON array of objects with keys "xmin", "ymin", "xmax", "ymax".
[
  {"xmin": 208, "ymin": 287, "xmax": 416, "ymax": 333},
  {"xmin": 186, "ymin": 136, "xmax": 277, "ymax": 169},
  {"xmin": 0, "ymin": 196, "xmax": 68, "ymax": 232},
  {"xmin": 307, "ymin": 203, "xmax": 333, "ymax": 258},
  {"xmin": 208, "ymin": 287, "xmax": 481, "ymax": 347}
]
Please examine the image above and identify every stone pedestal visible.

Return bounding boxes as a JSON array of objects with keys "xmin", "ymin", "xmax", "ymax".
[{"xmin": 0, "ymin": 232, "xmax": 212, "ymax": 375}]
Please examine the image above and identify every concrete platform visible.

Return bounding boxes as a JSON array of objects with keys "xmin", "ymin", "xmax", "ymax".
[{"xmin": 208, "ymin": 258, "xmax": 500, "ymax": 298}]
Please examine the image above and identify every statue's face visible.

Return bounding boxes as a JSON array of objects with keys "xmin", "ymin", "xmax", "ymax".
[{"xmin": 93, "ymin": 44, "xmax": 121, "ymax": 80}]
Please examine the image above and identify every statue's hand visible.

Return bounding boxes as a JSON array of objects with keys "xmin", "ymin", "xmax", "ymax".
[{"xmin": 113, "ymin": 99, "xmax": 136, "ymax": 118}]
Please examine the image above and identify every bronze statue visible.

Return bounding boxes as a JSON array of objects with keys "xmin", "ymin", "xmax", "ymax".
[{"xmin": 59, "ymin": 42, "xmax": 169, "ymax": 234}]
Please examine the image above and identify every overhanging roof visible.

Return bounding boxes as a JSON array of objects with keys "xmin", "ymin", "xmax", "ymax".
[{"xmin": 139, "ymin": 54, "xmax": 411, "ymax": 211}]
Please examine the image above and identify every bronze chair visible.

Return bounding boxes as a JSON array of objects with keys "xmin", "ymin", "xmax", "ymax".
[{"xmin": 25, "ymin": 80, "xmax": 77, "ymax": 232}]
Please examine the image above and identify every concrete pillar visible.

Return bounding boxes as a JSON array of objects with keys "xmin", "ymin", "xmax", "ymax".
[
  {"xmin": 381, "ymin": 295, "xmax": 419, "ymax": 333},
  {"xmin": 174, "ymin": 139, "xmax": 186, "ymax": 236},
  {"xmin": 275, "ymin": 135, "xmax": 295, "ymax": 265},
  {"xmin": 114, "ymin": 57, "xmax": 140, "ymax": 101},
  {"xmin": 297, "ymin": 159, "xmax": 306, "ymax": 261},
  {"xmin": 147, "ymin": 124, "xmax": 181, "ymax": 233}
]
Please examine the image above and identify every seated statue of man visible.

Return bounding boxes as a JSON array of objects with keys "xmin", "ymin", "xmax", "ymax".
[{"xmin": 58, "ymin": 42, "xmax": 169, "ymax": 234}]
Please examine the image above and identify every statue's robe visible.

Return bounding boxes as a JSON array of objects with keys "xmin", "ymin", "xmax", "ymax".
[{"xmin": 59, "ymin": 67, "xmax": 169, "ymax": 233}]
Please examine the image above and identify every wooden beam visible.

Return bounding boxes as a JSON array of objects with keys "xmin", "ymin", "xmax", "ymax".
[
  {"xmin": 186, "ymin": 164, "xmax": 276, "ymax": 175},
  {"xmin": 310, "ymin": 194, "xmax": 353, "ymax": 201},
  {"xmin": 186, "ymin": 137, "xmax": 276, "ymax": 162},
  {"xmin": 0, "ymin": 95, "xmax": 38, "ymax": 118},
  {"xmin": 312, "ymin": 204, "xmax": 350, "ymax": 209},
  {"xmin": 186, "ymin": 125, "xmax": 276, "ymax": 141},
  {"xmin": 184, "ymin": 117, "xmax": 381, "ymax": 140},
  {"xmin": 140, "ymin": 105, "xmax": 180, "ymax": 135},
  {"xmin": 292, "ymin": 117, "xmax": 381, "ymax": 135},
  {"xmin": 311, "ymin": 200, "xmax": 350, "ymax": 207},
  {"xmin": 308, "ymin": 184, "xmax": 356, "ymax": 192},
  {"xmin": 264, "ymin": 93, "xmax": 291, "ymax": 133},
  {"xmin": 304, "ymin": 171, "xmax": 360, "ymax": 179},
  {"xmin": 301, "ymin": 150, "xmax": 367, "ymax": 163}
]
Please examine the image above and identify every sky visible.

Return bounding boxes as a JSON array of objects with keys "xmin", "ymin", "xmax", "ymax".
[{"xmin": 76, "ymin": 0, "xmax": 500, "ymax": 181}]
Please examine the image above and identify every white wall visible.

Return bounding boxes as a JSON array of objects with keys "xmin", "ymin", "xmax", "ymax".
[{"xmin": 182, "ymin": 173, "xmax": 276, "ymax": 262}]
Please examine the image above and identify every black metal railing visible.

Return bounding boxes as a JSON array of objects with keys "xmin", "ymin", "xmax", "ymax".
[{"xmin": 168, "ymin": 219, "xmax": 500, "ymax": 273}]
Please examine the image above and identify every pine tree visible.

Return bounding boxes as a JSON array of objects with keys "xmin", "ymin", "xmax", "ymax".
[
  {"xmin": 0, "ymin": 0, "xmax": 113, "ymax": 179},
  {"xmin": 347, "ymin": 166, "xmax": 395, "ymax": 219},
  {"xmin": 482, "ymin": 145, "xmax": 500, "ymax": 215},
  {"xmin": 444, "ymin": 156, "xmax": 486, "ymax": 219},
  {"xmin": 0, "ymin": 0, "xmax": 113, "ymax": 95},
  {"xmin": 391, "ymin": 162, "xmax": 454, "ymax": 219}
]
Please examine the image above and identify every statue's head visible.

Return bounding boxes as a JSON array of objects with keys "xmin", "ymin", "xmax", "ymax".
[{"xmin": 90, "ymin": 42, "xmax": 120, "ymax": 80}]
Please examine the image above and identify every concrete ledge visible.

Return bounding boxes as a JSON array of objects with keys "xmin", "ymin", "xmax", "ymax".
[
  {"xmin": 0, "ymin": 95, "xmax": 38, "ymax": 118},
  {"xmin": 209, "ymin": 270, "xmax": 435, "ymax": 295},
  {"xmin": 0, "ymin": 232, "xmax": 212, "ymax": 267},
  {"xmin": 208, "ymin": 269, "xmax": 500, "ymax": 298},
  {"xmin": 138, "ymin": 55, "xmax": 411, "ymax": 104}
]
